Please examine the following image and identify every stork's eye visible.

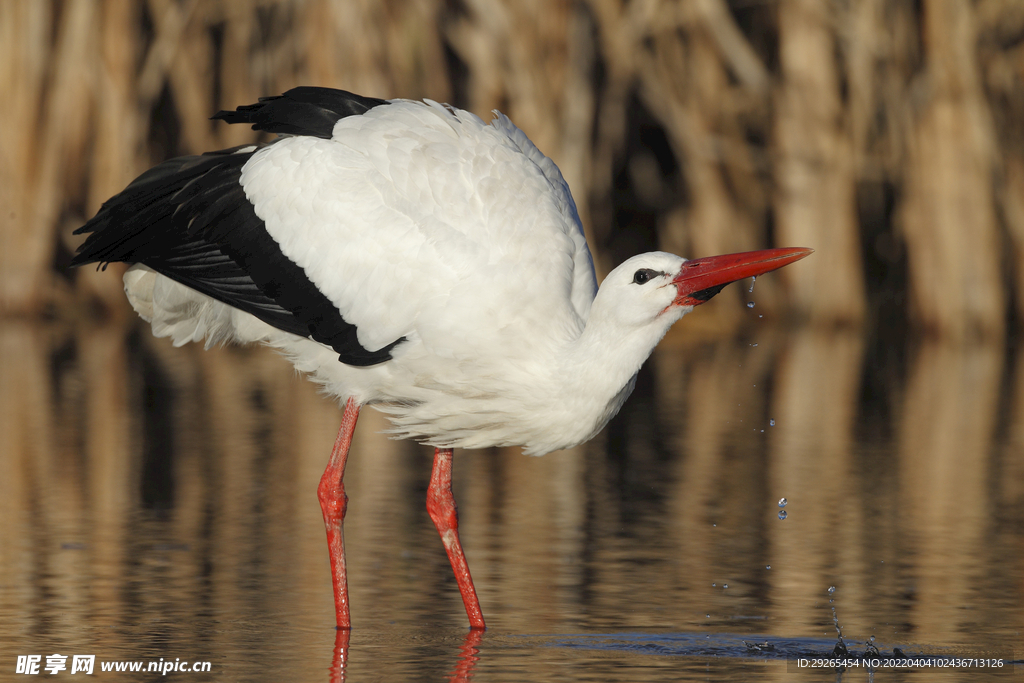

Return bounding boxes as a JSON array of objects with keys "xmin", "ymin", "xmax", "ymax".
[{"xmin": 632, "ymin": 268, "xmax": 660, "ymax": 285}]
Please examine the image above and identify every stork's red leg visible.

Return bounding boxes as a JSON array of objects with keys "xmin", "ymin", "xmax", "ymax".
[
  {"xmin": 318, "ymin": 397, "xmax": 360, "ymax": 629},
  {"xmin": 427, "ymin": 447, "xmax": 486, "ymax": 630}
]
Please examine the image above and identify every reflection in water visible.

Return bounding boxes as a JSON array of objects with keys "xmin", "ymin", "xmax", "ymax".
[
  {"xmin": 329, "ymin": 629, "xmax": 349, "ymax": 682},
  {"xmin": 898, "ymin": 341, "xmax": 1003, "ymax": 646},
  {"xmin": 329, "ymin": 628, "xmax": 481, "ymax": 682},
  {"xmin": 0, "ymin": 317, "xmax": 1022, "ymax": 680},
  {"xmin": 448, "ymin": 630, "xmax": 483, "ymax": 683},
  {"xmin": 769, "ymin": 330, "xmax": 864, "ymax": 637}
]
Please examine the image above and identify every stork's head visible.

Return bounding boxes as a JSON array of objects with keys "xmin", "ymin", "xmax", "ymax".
[
  {"xmin": 595, "ymin": 247, "xmax": 813, "ymax": 331},
  {"xmin": 563, "ymin": 246, "xmax": 812, "ymax": 442}
]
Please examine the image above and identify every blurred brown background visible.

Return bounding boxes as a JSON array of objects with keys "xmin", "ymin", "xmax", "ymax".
[
  {"xmin": 3, "ymin": 0, "xmax": 1024, "ymax": 339},
  {"xmin": 1, "ymin": 2, "xmax": 1023, "ymax": 676}
]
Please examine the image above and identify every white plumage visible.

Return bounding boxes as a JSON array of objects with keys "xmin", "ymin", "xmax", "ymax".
[
  {"xmin": 120, "ymin": 98, "xmax": 652, "ymax": 455},
  {"xmin": 75, "ymin": 87, "xmax": 810, "ymax": 629}
]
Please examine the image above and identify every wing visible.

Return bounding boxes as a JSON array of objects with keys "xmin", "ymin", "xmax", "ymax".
[
  {"xmin": 75, "ymin": 88, "xmax": 596, "ymax": 367},
  {"xmin": 238, "ymin": 99, "xmax": 598, "ymax": 358},
  {"xmin": 72, "ymin": 92, "xmax": 405, "ymax": 366}
]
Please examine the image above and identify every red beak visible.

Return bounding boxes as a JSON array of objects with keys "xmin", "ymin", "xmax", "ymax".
[{"xmin": 672, "ymin": 247, "xmax": 813, "ymax": 307}]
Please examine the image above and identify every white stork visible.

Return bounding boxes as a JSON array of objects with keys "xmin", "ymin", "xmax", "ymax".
[{"xmin": 73, "ymin": 87, "xmax": 811, "ymax": 630}]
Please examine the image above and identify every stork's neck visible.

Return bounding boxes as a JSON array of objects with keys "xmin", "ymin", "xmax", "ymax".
[
  {"xmin": 545, "ymin": 299, "xmax": 686, "ymax": 452},
  {"xmin": 569, "ymin": 305, "xmax": 682, "ymax": 389}
]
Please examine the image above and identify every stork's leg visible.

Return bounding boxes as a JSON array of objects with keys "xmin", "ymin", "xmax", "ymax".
[
  {"xmin": 318, "ymin": 397, "xmax": 360, "ymax": 629},
  {"xmin": 427, "ymin": 447, "xmax": 486, "ymax": 630}
]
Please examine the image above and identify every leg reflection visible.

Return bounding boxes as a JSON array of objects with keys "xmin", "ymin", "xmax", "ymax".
[
  {"xmin": 448, "ymin": 629, "xmax": 483, "ymax": 683},
  {"xmin": 327, "ymin": 628, "xmax": 482, "ymax": 681},
  {"xmin": 328, "ymin": 628, "xmax": 350, "ymax": 683}
]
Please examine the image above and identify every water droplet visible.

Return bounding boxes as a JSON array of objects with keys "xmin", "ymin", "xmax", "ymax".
[
  {"xmin": 770, "ymin": 419, "xmax": 776, "ymax": 427},
  {"xmin": 766, "ymin": 565, "xmax": 771, "ymax": 570},
  {"xmin": 829, "ymin": 592, "xmax": 844, "ymax": 642},
  {"xmin": 712, "ymin": 582, "xmax": 716, "ymax": 587},
  {"xmin": 706, "ymin": 614, "xmax": 711, "ymax": 619},
  {"xmin": 760, "ymin": 429, "xmax": 764, "ymax": 433},
  {"xmin": 778, "ymin": 510, "xmax": 787, "ymax": 520},
  {"xmin": 746, "ymin": 301, "xmax": 755, "ymax": 308},
  {"xmin": 758, "ymin": 314, "xmax": 763, "ymax": 318},
  {"xmin": 750, "ymin": 343, "xmax": 758, "ymax": 347},
  {"xmin": 749, "ymin": 276, "xmax": 756, "ymax": 293},
  {"xmin": 778, "ymin": 498, "xmax": 787, "ymax": 507},
  {"xmin": 712, "ymin": 523, "xmax": 716, "ymax": 527},
  {"xmin": 723, "ymin": 584, "xmax": 728, "ymax": 589}
]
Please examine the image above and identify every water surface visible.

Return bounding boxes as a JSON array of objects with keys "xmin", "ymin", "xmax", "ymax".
[{"xmin": 1, "ymin": 317, "xmax": 1021, "ymax": 680}]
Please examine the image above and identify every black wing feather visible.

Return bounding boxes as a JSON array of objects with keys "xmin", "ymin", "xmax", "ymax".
[
  {"xmin": 211, "ymin": 87, "xmax": 388, "ymax": 139},
  {"xmin": 72, "ymin": 143, "xmax": 403, "ymax": 366}
]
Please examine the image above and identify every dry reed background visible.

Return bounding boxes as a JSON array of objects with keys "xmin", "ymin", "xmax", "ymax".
[{"xmin": 2, "ymin": 0, "xmax": 1024, "ymax": 340}]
